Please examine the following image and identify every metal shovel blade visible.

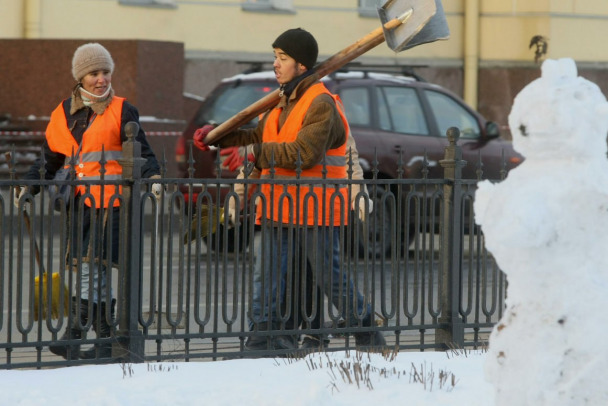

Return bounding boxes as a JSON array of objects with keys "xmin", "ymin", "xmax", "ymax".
[{"xmin": 379, "ymin": 0, "xmax": 450, "ymax": 53}]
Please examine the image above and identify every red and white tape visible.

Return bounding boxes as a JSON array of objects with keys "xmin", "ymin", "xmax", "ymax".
[{"xmin": 0, "ymin": 131, "xmax": 183, "ymax": 136}]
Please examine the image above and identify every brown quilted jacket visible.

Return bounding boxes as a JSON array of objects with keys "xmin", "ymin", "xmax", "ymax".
[{"xmin": 215, "ymin": 73, "xmax": 346, "ymax": 171}]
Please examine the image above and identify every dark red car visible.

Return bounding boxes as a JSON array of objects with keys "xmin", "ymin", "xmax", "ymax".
[{"xmin": 175, "ymin": 68, "xmax": 523, "ymax": 254}]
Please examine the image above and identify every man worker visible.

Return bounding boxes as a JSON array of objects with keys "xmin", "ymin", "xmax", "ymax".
[{"xmin": 193, "ymin": 28, "xmax": 385, "ymax": 351}]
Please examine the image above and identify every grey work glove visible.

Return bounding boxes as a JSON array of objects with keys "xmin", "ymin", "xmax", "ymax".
[
  {"xmin": 13, "ymin": 186, "xmax": 28, "ymax": 209},
  {"xmin": 226, "ymin": 204, "xmax": 237, "ymax": 229},
  {"xmin": 150, "ymin": 175, "xmax": 164, "ymax": 201},
  {"xmin": 351, "ymin": 184, "xmax": 374, "ymax": 223},
  {"xmin": 354, "ymin": 196, "xmax": 374, "ymax": 224}
]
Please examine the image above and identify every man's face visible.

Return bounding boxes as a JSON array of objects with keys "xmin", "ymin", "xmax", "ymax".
[{"xmin": 273, "ymin": 48, "xmax": 307, "ymax": 85}]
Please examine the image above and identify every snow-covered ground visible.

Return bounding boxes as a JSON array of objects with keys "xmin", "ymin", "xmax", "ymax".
[{"xmin": 0, "ymin": 350, "xmax": 493, "ymax": 406}]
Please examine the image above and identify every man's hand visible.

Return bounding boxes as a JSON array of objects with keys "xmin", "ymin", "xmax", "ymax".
[
  {"xmin": 220, "ymin": 146, "xmax": 255, "ymax": 172},
  {"xmin": 193, "ymin": 124, "xmax": 215, "ymax": 151}
]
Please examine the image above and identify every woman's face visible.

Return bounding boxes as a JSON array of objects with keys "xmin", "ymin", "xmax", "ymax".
[
  {"xmin": 273, "ymin": 48, "xmax": 306, "ymax": 85},
  {"xmin": 81, "ymin": 70, "xmax": 112, "ymax": 96}
]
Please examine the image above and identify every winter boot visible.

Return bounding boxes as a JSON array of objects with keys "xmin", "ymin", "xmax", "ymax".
[
  {"xmin": 80, "ymin": 299, "xmax": 116, "ymax": 360},
  {"xmin": 272, "ymin": 334, "xmax": 297, "ymax": 351},
  {"xmin": 245, "ymin": 322, "xmax": 273, "ymax": 351},
  {"xmin": 272, "ymin": 322, "xmax": 297, "ymax": 352},
  {"xmin": 354, "ymin": 314, "xmax": 387, "ymax": 349},
  {"xmin": 49, "ymin": 297, "xmax": 89, "ymax": 360},
  {"xmin": 300, "ymin": 335, "xmax": 330, "ymax": 351}
]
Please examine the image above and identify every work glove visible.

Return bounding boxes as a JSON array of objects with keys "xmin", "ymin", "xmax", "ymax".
[
  {"xmin": 149, "ymin": 175, "xmax": 164, "ymax": 201},
  {"xmin": 220, "ymin": 146, "xmax": 255, "ymax": 172},
  {"xmin": 353, "ymin": 194, "xmax": 374, "ymax": 223},
  {"xmin": 193, "ymin": 124, "xmax": 215, "ymax": 152},
  {"xmin": 226, "ymin": 207, "xmax": 237, "ymax": 229},
  {"xmin": 13, "ymin": 186, "xmax": 28, "ymax": 210},
  {"xmin": 226, "ymin": 196, "xmax": 238, "ymax": 229}
]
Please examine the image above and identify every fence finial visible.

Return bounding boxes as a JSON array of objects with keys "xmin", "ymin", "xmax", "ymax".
[
  {"xmin": 124, "ymin": 121, "xmax": 139, "ymax": 141},
  {"xmin": 446, "ymin": 127, "xmax": 460, "ymax": 145}
]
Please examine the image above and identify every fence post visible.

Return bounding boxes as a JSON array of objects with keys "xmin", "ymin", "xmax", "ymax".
[
  {"xmin": 436, "ymin": 127, "xmax": 466, "ymax": 349},
  {"xmin": 113, "ymin": 122, "xmax": 146, "ymax": 362}
]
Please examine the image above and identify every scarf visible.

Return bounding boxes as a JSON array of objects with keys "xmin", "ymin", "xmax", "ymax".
[
  {"xmin": 70, "ymin": 83, "xmax": 115, "ymax": 115},
  {"xmin": 279, "ymin": 69, "xmax": 315, "ymax": 99}
]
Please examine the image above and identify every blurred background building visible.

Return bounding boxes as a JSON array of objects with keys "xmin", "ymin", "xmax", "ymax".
[{"xmin": 1, "ymin": 0, "xmax": 607, "ymax": 175}]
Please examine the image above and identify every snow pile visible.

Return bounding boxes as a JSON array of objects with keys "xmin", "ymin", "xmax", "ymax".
[{"xmin": 474, "ymin": 58, "xmax": 608, "ymax": 405}]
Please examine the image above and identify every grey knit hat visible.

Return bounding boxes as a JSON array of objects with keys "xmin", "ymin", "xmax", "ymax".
[
  {"xmin": 272, "ymin": 28, "xmax": 318, "ymax": 70},
  {"xmin": 71, "ymin": 43, "xmax": 115, "ymax": 81}
]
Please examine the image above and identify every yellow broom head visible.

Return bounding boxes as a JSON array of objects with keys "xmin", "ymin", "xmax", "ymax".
[
  {"xmin": 184, "ymin": 204, "xmax": 225, "ymax": 244},
  {"xmin": 34, "ymin": 272, "xmax": 69, "ymax": 321}
]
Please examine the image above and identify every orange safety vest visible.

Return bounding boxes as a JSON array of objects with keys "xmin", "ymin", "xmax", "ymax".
[
  {"xmin": 46, "ymin": 97, "xmax": 125, "ymax": 209},
  {"xmin": 258, "ymin": 83, "xmax": 349, "ymax": 226}
]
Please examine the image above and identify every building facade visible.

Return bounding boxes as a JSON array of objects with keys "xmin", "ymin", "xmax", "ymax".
[{"xmin": 1, "ymin": 0, "xmax": 607, "ymax": 135}]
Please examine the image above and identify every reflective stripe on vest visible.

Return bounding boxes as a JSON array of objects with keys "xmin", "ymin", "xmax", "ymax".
[
  {"xmin": 258, "ymin": 83, "xmax": 349, "ymax": 226},
  {"xmin": 46, "ymin": 97, "xmax": 125, "ymax": 208}
]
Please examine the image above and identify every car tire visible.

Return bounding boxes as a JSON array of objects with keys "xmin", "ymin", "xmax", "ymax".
[{"xmin": 356, "ymin": 185, "xmax": 394, "ymax": 258}]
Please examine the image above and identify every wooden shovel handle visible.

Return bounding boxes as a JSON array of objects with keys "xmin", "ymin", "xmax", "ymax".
[
  {"xmin": 205, "ymin": 17, "xmax": 406, "ymax": 145},
  {"xmin": 205, "ymin": 88, "xmax": 281, "ymax": 145}
]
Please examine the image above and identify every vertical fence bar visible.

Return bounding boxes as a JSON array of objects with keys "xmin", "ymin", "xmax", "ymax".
[
  {"xmin": 436, "ymin": 127, "xmax": 466, "ymax": 349},
  {"xmin": 114, "ymin": 122, "xmax": 145, "ymax": 362}
]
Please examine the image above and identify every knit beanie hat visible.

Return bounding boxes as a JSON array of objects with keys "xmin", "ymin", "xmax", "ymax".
[
  {"xmin": 71, "ymin": 43, "xmax": 115, "ymax": 81},
  {"xmin": 272, "ymin": 28, "xmax": 318, "ymax": 71}
]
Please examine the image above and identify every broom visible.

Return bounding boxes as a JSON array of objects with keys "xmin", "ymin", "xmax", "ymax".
[
  {"xmin": 7, "ymin": 152, "xmax": 69, "ymax": 320},
  {"xmin": 18, "ymin": 186, "xmax": 69, "ymax": 320},
  {"xmin": 183, "ymin": 203, "xmax": 225, "ymax": 244}
]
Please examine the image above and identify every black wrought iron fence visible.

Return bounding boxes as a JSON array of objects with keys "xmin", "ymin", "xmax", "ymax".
[{"xmin": 0, "ymin": 127, "xmax": 506, "ymax": 369}]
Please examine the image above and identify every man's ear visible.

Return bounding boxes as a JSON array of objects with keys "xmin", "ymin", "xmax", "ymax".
[{"xmin": 296, "ymin": 63, "xmax": 307, "ymax": 74}]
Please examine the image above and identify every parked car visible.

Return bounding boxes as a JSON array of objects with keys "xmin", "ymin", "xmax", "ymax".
[{"xmin": 175, "ymin": 67, "xmax": 523, "ymax": 254}]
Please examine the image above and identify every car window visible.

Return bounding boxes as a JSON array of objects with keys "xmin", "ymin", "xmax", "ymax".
[
  {"xmin": 375, "ymin": 87, "xmax": 390, "ymax": 131},
  {"xmin": 425, "ymin": 90, "xmax": 480, "ymax": 139},
  {"xmin": 200, "ymin": 83, "xmax": 274, "ymax": 125},
  {"xmin": 376, "ymin": 86, "xmax": 429, "ymax": 135},
  {"xmin": 339, "ymin": 87, "xmax": 371, "ymax": 127}
]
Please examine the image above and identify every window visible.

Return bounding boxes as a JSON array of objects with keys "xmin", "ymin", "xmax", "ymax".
[
  {"xmin": 358, "ymin": 0, "xmax": 379, "ymax": 18},
  {"xmin": 242, "ymin": 0, "xmax": 295, "ymax": 14},
  {"xmin": 425, "ymin": 90, "xmax": 480, "ymax": 139},
  {"xmin": 377, "ymin": 86, "xmax": 429, "ymax": 135},
  {"xmin": 200, "ymin": 83, "xmax": 274, "ymax": 126},
  {"xmin": 119, "ymin": 0, "xmax": 177, "ymax": 8},
  {"xmin": 339, "ymin": 87, "xmax": 371, "ymax": 127}
]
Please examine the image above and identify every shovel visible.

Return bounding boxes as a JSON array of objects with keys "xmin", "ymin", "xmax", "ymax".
[
  {"xmin": 204, "ymin": 0, "xmax": 450, "ymax": 144},
  {"xmin": 6, "ymin": 152, "xmax": 70, "ymax": 321}
]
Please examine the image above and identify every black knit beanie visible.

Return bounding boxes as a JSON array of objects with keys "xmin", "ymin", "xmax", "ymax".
[{"xmin": 272, "ymin": 28, "xmax": 318, "ymax": 71}]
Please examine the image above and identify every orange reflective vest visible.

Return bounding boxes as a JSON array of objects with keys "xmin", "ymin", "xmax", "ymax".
[
  {"xmin": 258, "ymin": 83, "xmax": 349, "ymax": 226},
  {"xmin": 46, "ymin": 97, "xmax": 125, "ymax": 208}
]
